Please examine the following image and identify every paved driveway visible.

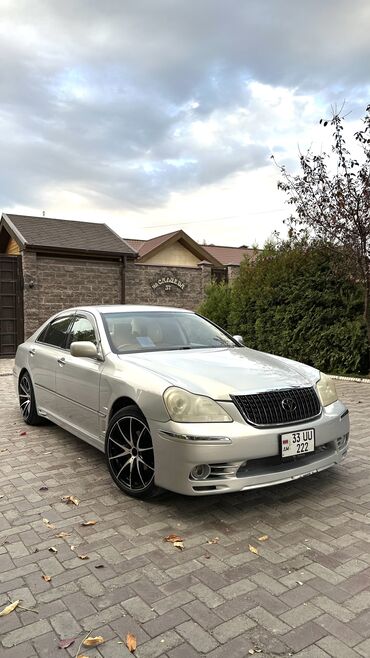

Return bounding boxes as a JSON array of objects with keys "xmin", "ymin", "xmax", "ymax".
[{"xmin": 1, "ymin": 370, "xmax": 370, "ymax": 658}]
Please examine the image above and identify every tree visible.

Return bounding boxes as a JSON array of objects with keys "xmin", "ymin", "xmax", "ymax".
[{"xmin": 275, "ymin": 104, "xmax": 370, "ymax": 346}]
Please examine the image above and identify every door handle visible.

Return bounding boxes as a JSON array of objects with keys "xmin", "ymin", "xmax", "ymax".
[
  {"xmin": 57, "ymin": 357, "xmax": 66, "ymax": 366},
  {"xmin": 29, "ymin": 348, "xmax": 36, "ymax": 356}
]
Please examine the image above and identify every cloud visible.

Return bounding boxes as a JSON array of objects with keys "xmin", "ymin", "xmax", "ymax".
[{"xmin": 0, "ymin": 0, "xmax": 369, "ymax": 216}]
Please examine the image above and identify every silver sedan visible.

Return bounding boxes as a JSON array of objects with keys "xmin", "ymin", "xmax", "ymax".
[{"xmin": 14, "ymin": 305, "xmax": 350, "ymax": 498}]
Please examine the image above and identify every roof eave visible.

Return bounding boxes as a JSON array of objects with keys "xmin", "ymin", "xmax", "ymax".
[{"xmin": 1, "ymin": 213, "xmax": 28, "ymax": 249}]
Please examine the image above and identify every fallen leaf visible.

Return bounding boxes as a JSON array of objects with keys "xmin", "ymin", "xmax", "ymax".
[
  {"xmin": 82, "ymin": 636, "xmax": 105, "ymax": 647},
  {"xmin": 20, "ymin": 431, "xmax": 27, "ymax": 436},
  {"xmin": 173, "ymin": 541, "xmax": 184, "ymax": 550},
  {"xmin": 163, "ymin": 534, "xmax": 183, "ymax": 543},
  {"xmin": 0, "ymin": 600, "xmax": 20, "ymax": 616},
  {"xmin": 42, "ymin": 574, "xmax": 52, "ymax": 582},
  {"xmin": 126, "ymin": 633, "xmax": 137, "ymax": 653},
  {"xmin": 78, "ymin": 554, "xmax": 89, "ymax": 560},
  {"xmin": 81, "ymin": 520, "xmax": 97, "ymax": 526},
  {"xmin": 258, "ymin": 535, "xmax": 269, "ymax": 542},
  {"xmin": 248, "ymin": 544, "xmax": 259, "ymax": 555},
  {"xmin": 58, "ymin": 637, "xmax": 76, "ymax": 649},
  {"xmin": 39, "ymin": 486, "xmax": 48, "ymax": 491},
  {"xmin": 56, "ymin": 531, "xmax": 70, "ymax": 539},
  {"xmin": 206, "ymin": 537, "xmax": 219, "ymax": 544},
  {"xmin": 48, "ymin": 546, "xmax": 58, "ymax": 553},
  {"xmin": 61, "ymin": 495, "xmax": 79, "ymax": 506},
  {"xmin": 42, "ymin": 518, "xmax": 55, "ymax": 529}
]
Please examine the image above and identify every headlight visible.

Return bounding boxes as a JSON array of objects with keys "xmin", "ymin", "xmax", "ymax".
[
  {"xmin": 163, "ymin": 387, "xmax": 232, "ymax": 423},
  {"xmin": 316, "ymin": 372, "xmax": 338, "ymax": 407}
]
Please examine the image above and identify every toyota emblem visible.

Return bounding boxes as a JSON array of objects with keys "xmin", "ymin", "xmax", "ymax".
[{"xmin": 282, "ymin": 398, "xmax": 296, "ymax": 412}]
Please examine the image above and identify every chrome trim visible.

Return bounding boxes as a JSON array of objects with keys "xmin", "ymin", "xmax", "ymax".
[{"xmin": 159, "ymin": 430, "xmax": 232, "ymax": 443}]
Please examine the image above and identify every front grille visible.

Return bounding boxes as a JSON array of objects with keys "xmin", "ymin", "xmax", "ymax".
[{"xmin": 231, "ymin": 386, "xmax": 321, "ymax": 427}]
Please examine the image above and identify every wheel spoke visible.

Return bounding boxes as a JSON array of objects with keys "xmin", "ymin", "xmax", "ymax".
[
  {"xmin": 136, "ymin": 458, "xmax": 147, "ymax": 487},
  {"xmin": 138, "ymin": 455, "xmax": 154, "ymax": 471},
  {"xmin": 136, "ymin": 426, "xmax": 145, "ymax": 447},
  {"xmin": 129, "ymin": 457, "xmax": 134, "ymax": 489},
  {"xmin": 117, "ymin": 422, "xmax": 131, "ymax": 448},
  {"xmin": 109, "ymin": 448, "xmax": 130, "ymax": 461},
  {"xmin": 116, "ymin": 456, "xmax": 132, "ymax": 480},
  {"xmin": 109, "ymin": 436, "xmax": 130, "ymax": 451}
]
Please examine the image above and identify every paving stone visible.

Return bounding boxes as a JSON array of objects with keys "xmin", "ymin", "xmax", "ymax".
[
  {"xmin": 1, "ymin": 374, "xmax": 370, "ymax": 658},
  {"xmin": 122, "ymin": 595, "xmax": 157, "ymax": 622},
  {"xmin": 143, "ymin": 608, "xmax": 190, "ymax": 638},
  {"xmin": 176, "ymin": 620, "xmax": 218, "ymax": 652},
  {"xmin": 283, "ymin": 621, "xmax": 327, "ymax": 651},
  {"xmin": 212, "ymin": 613, "xmax": 256, "ymax": 643},
  {"xmin": 2, "ymin": 619, "xmax": 52, "ymax": 647},
  {"xmin": 317, "ymin": 635, "xmax": 361, "ymax": 658},
  {"xmin": 247, "ymin": 606, "xmax": 291, "ymax": 635},
  {"xmin": 49, "ymin": 610, "xmax": 81, "ymax": 636},
  {"xmin": 355, "ymin": 639, "xmax": 370, "ymax": 657},
  {"xmin": 135, "ymin": 630, "xmax": 183, "ymax": 657}
]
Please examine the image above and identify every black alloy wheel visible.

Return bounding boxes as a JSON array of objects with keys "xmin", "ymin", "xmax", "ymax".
[
  {"xmin": 105, "ymin": 406, "xmax": 159, "ymax": 498},
  {"xmin": 18, "ymin": 372, "xmax": 45, "ymax": 425}
]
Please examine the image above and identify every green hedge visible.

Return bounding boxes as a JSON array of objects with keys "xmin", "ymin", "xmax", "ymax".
[{"xmin": 198, "ymin": 245, "xmax": 369, "ymax": 375}]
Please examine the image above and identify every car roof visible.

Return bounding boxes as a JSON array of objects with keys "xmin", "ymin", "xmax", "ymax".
[{"xmin": 57, "ymin": 305, "xmax": 193, "ymax": 314}]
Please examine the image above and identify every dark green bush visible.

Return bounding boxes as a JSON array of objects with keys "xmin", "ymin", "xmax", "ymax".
[
  {"xmin": 198, "ymin": 281, "xmax": 231, "ymax": 331},
  {"xmin": 199, "ymin": 244, "xmax": 369, "ymax": 374}
]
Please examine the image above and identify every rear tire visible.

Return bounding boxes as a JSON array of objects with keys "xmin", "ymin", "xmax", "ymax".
[
  {"xmin": 18, "ymin": 372, "xmax": 46, "ymax": 426},
  {"xmin": 105, "ymin": 406, "xmax": 160, "ymax": 499}
]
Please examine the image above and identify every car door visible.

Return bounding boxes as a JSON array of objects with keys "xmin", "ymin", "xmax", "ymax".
[
  {"xmin": 29, "ymin": 314, "xmax": 75, "ymax": 418},
  {"xmin": 55, "ymin": 312, "xmax": 104, "ymax": 441}
]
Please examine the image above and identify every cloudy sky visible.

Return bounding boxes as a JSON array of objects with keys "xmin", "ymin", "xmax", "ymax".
[{"xmin": 1, "ymin": 1, "xmax": 369, "ymax": 246}]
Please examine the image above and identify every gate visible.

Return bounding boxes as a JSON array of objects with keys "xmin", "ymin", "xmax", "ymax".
[{"xmin": 0, "ymin": 256, "xmax": 23, "ymax": 357}]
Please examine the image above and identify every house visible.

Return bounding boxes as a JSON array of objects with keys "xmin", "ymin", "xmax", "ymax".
[{"xmin": 0, "ymin": 213, "xmax": 254, "ymax": 356}]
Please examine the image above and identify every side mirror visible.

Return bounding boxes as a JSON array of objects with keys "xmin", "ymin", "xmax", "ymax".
[
  {"xmin": 233, "ymin": 335, "xmax": 245, "ymax": 346},
  {"xmin": 70, "ymin": 341, "xmax": 98, "ymax": 359}
]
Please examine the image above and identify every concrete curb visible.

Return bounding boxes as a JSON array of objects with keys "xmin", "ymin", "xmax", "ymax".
[{"xmin": 330, "ymin": 374, "xmax": 370, "ymax": 384}]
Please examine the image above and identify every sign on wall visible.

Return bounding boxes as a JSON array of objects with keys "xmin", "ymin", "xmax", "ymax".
[{"xmin": 150, "ymin": 274, "xmax": 187, "ymax": 292}]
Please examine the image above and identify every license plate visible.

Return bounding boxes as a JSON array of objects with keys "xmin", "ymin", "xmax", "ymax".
[{"xmin": 280, "ymin": 429, "xmax": 315, "ymax": 458}]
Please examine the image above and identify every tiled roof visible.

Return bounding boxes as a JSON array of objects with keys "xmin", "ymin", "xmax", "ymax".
[
  {"xmin": 3, "ymin": 214, "xmax": 135, "ymax": 256},
  {"xmin": 137, "ymin": 231, "xmax": 179, "ymax": 258},
  {"xmin": 203, "ymin": 244, "xmax": 257, "ymax": 265},
  {"xmin": 124, "ymin": 233, "xmax": 256, "ymax": 266}
]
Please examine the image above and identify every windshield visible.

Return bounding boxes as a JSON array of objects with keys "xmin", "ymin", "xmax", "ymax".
[{"xmin": 101, "ymin": 311, "xmax": 237, "ymax": 354}]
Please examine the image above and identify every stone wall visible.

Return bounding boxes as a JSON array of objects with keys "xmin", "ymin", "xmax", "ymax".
[
  {"xmin": 22, "ymin": 251, "xmax": 218, "ymax": 338},
  {"xmin": 22, "ymin": 252, "xmax": 123, "ymax": 337},
  {"xmin": 125, "ymin": 261, "xmax": 212, "ymax": 310}
]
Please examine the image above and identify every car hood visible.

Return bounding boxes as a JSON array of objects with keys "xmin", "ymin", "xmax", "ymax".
[{"xmin": 118, "ymin": 347, "xmax": 319, "ymax": 399}]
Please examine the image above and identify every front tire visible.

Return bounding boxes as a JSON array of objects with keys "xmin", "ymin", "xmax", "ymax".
[
  {"xmin": 18, "ymin": 372, "xmax": 45, "ymax": 425},
  {"xmin": 105, "ymin": 406, "xmax": 159, "ymax": 499}
]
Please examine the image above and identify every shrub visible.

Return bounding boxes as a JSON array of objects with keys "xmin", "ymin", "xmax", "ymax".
[{"xmin": 200, "ymin": 244, "xmax": 369, "ymax": 374}]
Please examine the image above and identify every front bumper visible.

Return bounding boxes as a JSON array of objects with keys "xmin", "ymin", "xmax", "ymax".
[{"xmin": 149, "ymin": 400, "xmax": 350, "ymax": 495}]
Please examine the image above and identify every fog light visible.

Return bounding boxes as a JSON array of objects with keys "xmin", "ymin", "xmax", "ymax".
[{"xmin": 190, "ymin": 464, "xmax": 211, "ymax": 480}]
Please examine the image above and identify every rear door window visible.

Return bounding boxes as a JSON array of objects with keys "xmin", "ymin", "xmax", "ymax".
[{"xmin": 37, "ymin": 316, "xmax": 74, "ymax": 349}]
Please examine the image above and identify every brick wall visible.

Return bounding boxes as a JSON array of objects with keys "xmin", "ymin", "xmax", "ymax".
[
  {"xmin": 22, "ymin": 252, "xmax": 122, "ymax": 337},
  {"xmin": 125, "ymin": 261, "xmax": 212, "ymax": 310}
]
